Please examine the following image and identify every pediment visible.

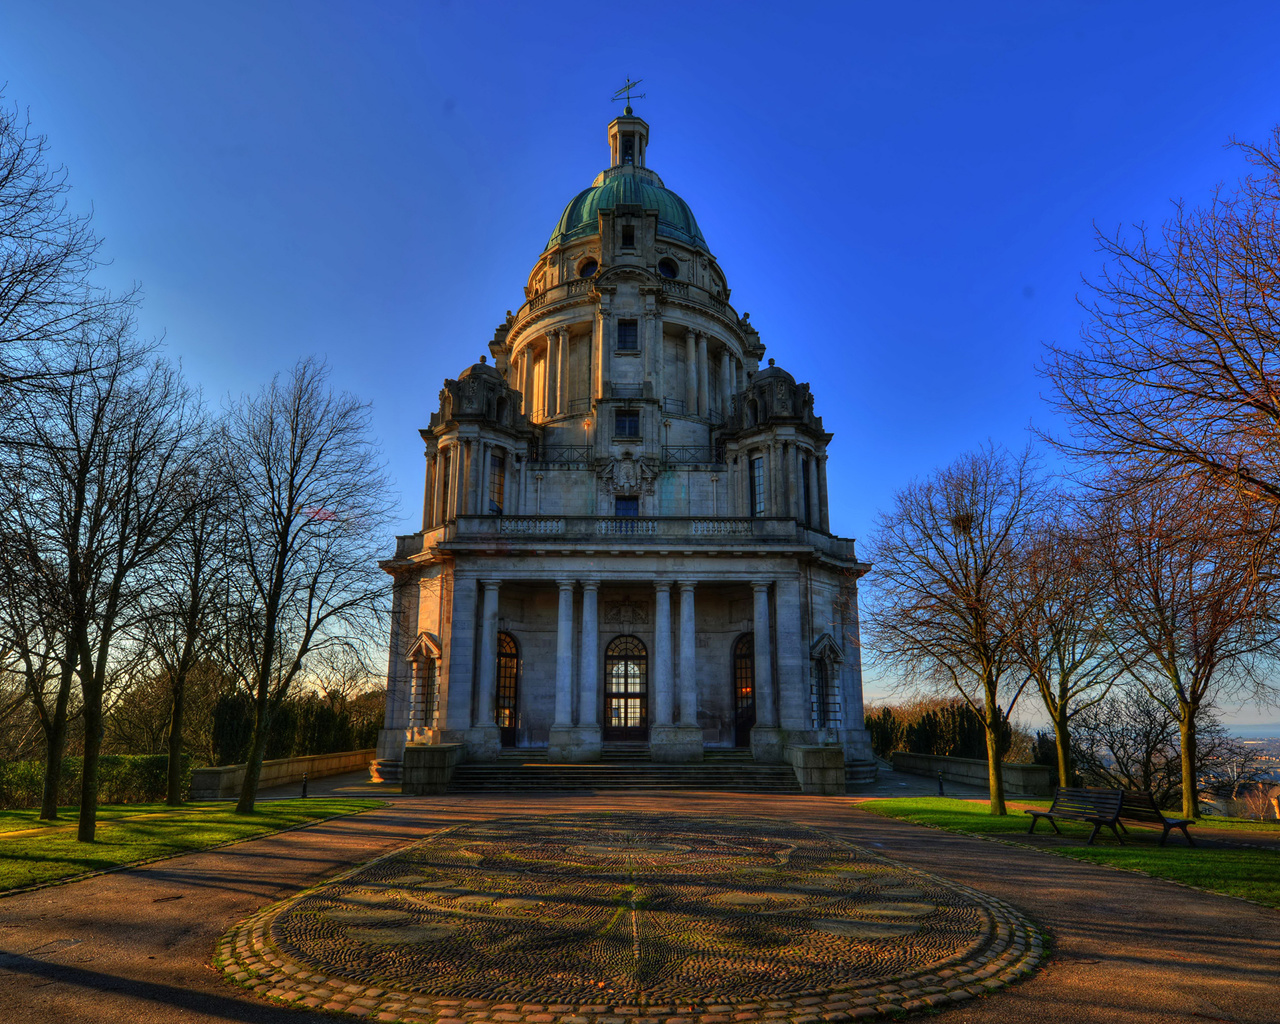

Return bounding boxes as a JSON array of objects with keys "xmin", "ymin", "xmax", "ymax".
[
  {"xmin": 810, "ymin": 632, "xmax": 844, "ymax": 663},
  {"xmin": 406, "ymin": 631, "xmax": 442, "ymax": 661}
]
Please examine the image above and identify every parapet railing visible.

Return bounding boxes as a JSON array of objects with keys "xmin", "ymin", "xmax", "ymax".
[
  {"xmin": 391, "ymin": 519, "xmax": 856, "ymax": 560},
  {"xmin": 661, "ymin": 445, "xmax": 725, "ymax": 465}
]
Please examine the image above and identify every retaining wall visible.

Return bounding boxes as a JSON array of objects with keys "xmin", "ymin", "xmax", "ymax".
[
  {"xmin": 890, "ymin": 752, "xmax": 1054, "ymax": 797},
  {"xmin": 190, "ymin": 748, "xmax": 376, "ymax": 800}
]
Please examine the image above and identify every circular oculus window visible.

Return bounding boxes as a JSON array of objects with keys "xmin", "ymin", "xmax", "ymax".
[
  {"xmin": 658, "ymin": 258, "xmax": 679, "ymax": 279},
  {"xmin": 578, "ymin": 258, "xmax": 598, "ymax": 279}
]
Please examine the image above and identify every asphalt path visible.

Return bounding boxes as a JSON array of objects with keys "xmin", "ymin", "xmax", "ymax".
[{"xmin": 0, "ymin": 788, "xmax": 1276, "ymax": 1024}]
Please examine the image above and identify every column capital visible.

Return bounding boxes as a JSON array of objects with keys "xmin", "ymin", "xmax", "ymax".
[
  {"xmin": 677, "ymin": 580, "xmax": 697, "ymax": 593},
  {"xmin": 480, "ymin": 578, "xmax": 503, "ymax": 590},
  {"xmin": 653, "ymin": 580, "xmax": 672, "ymax": 593},
  {"xmin": 556, "ymin": 579, "xmax": 576, "ymax": 592},
  {"xmin": 580, "ymin": 579, "xmax": 600, "ymax": 592},
  {"xmin": 751, "ymin": 581, "xmax": 771, "ymax": 594}
]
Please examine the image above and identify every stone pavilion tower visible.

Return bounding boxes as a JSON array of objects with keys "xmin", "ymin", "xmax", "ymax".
[{"xmin": 376, "ymin": 112, "xmax": 873, "ymax": 778}]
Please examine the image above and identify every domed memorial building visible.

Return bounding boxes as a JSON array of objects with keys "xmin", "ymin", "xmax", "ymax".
[{"xmin": 376, "ymin": 111, "xmax": 873, "ymax": 786}]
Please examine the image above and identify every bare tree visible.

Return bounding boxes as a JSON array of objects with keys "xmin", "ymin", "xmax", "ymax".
[
  {"xmin": 0, "ymin": 95, "xmax": 124, "ymax": 390},
  {"xmin": 1007, "ymin": 509, "xmax": 1121, "ymax": 788},
  {"xmin": 1086, "ymin": 477, "xmax": 1272, "ymax": 818},
  {"xmin": 0, "ymin": 524, "xmax": 78, "ymax": 817},
  {"xmin": 1044, "ymin": 128, "xmax": 1280, "ymax": 510},
  {"xmin": 220, "ymin": 358, "xmax": 392, "ymax": 815},
  {"xmin": 9, "ymin": 325, "xmax": 206, "ymax": 840},
  {"xmin": 865, "ymin": 445, "xmax": 1046, "ymax": 814},
  {"xmin": 136, "ymin": 439, "xmax": 231, "ymax": 804}
]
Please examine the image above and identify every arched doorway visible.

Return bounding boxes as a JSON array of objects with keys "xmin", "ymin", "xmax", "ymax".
[
  {"xmin": 603, "ymin": 635, "xmax": 648, "ymax": 741},
  {"xmin": 732, "ymin": 633, "xmax": 756, "ymax": 747},
  {"xmin": 496, "ymin": 631, "xmax": 520, "ymax": 747}
]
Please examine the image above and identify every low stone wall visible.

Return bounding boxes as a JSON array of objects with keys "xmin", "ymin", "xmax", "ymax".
[
  {"xmin": 402, "ymin": 743, "xmax": 464, "ymax": 795},
  {"xmin": 890, "ymin": 752, "xmax": 1054, "ymax": 797},
  {"xmin": 190, "ymin": 749, "xmax": 376, "ymax": 800},
  {"xmin": 785, "ymin": 745, "xmax": 847, "ymax": 795}
]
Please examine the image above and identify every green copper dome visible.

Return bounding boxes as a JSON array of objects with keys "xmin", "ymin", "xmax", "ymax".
[{"xmin": 547, "ymin": 171, "xmax": 707, "ymax": 252}]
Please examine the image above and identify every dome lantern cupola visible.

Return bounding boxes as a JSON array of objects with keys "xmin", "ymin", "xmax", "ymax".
[{"xmin": 608, "ymin": 114, "xmax": 648, "ymax": 168}]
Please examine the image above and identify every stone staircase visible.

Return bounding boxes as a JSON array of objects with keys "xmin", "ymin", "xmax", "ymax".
[
  {"xmin": 446, "ymin": 746, "xmax": 803, "ymax": 794},
  {"xmin": 845, "ymin": 758, "xmax": 879, "ymax": 787}
]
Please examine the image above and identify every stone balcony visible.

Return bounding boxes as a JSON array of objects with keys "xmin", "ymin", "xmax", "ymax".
[
  {"xmin": 389, "ymin": 516, "xmax": 861, "ymax": 565},
  {"xmin": 520, "ymin": 276, "xmax": 733, "ymax": 322}
]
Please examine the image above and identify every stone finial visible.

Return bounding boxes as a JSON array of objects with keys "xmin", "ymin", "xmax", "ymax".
[
  {"xmin": 479, "ymin": 355, "xmax": 487, "ymax": 364},
  {"xmin": 768, "ymin": 358, "xmax": 775, "ymax": 367}
]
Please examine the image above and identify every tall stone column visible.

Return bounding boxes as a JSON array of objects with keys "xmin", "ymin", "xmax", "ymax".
[
  {"xmin": 750, "ymin": 581, "xmax": 783, "ymax": 762},
  {"xmin": 546, "ymin": 333, "xmax": 559, "ymax": 417},
  {"xmin": 764, "ymin": 443, "xmax": 776, "ymax": 516},
  {"xmin": 422, "ymin": 453, "xmax": 435, "ymax": 530},
  {"xmin": 784, "ymin": 442, "xmax": 800, "ymax": 520},
  {"xmin": 457, "ymin": 439, "xmax": 471, "ymax": 515},
  {"xmin": 652, "ymin": 582, "xmax": 673, "ymax": 727},
  {"xmin": 575, "ymin": 581, "xmax": 603, "ymax": 760},
  {"xmin": 557, "ymin": 328, "xmax": 569, "ymax": 416},
  {"xmin": 548, "ymin": 581, "xmax": 589, "ymax": 761},
  {"xmin": 684, "ymin": 330, "xmax": 697, "ymax": 414},
  {"xmin": 720, "ymin": 350, "xmax": 732, "ymax": 422},
  {"xmin": 807, "ymin": 453, "xmax": 820, "ymax": 528},
  {"xmin": 678, "ymin": 582, "xmax": 697, "ymax": 724},
  {"xmin": 697, "ymin": 333, "xmax": 710, "ymax": 418},
  {"xmin": 523, "ymin": 349, "xmax": 536, "ymax": 418},
  {"xmin": 432, "ymin": 449, "xmax": 445, "ymax": 526},
  {"xmin": 652, "ymin": 581, "xmax": 700, "ymax": 762},
  {"xmin": 478, "ymin": 441, "xmax": 490, "ymax": 515},
  {"xmin": 818, "ymin": 452, "xmax": 830, "ymax": 532},
  {"xmin": 468, "ymin": 578, "xmax": 501, "ymax": 758}
]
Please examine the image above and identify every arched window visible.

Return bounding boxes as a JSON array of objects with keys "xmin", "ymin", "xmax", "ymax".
[
  {"xmin": 603, "ymin": 635, "xmax": 648, "ymax": 740},
  {"xmin": 732, "ymin": 633, "xmax": 756, "ymax": 747},
  {"xmin": 496, "ymin": 632, "xmax": 520, "ymax": 746}
]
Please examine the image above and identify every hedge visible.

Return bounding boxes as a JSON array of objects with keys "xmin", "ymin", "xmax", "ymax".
[{"xmin": 0, "ymin": 754, "xmax": 192, "ymax": 810}]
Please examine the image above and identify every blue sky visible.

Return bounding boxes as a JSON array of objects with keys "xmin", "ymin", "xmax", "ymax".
[{"xmin": 3, "ymin": 2, "xmax": 1279, "ymax": 728}]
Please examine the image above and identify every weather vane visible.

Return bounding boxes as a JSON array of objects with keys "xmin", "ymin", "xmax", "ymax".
[{"xmin": 612, "ymin": 77, "xmax": 645, "ymax": 115}]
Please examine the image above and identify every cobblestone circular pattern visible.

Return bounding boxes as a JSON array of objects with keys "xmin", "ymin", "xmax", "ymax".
[{"xmin": 217, "ymin": 813, "xmax": 1046, "ymax": 1021}]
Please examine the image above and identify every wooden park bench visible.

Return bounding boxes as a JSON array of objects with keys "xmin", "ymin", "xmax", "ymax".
[
  {"xmin": 1025, "ymin": 787, "xmax": 1124, "ymax": 845},
  {"xmin": 1118, "ymin": 789, "xmax": 1196, "ymax": 847}
]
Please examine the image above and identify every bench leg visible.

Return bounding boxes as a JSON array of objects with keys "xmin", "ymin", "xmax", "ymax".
[
  {"xmin": 1110, "ymin": 824, "xmax": 1124, "ymax": 845},
  {"xmin": 1180, "ymin": 825, "xmax": 1195, "ymax": 848},
  {"xmin": 1086, "ymin": 823, "xmax": 1100, "ymax": 846}
]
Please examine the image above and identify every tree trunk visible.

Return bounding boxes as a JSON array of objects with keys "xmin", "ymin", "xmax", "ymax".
[
  {"xmin": 1178, "ymin": 710, "xmax": 1199, "ymax": 820},
  {"xmin": 235, "ymin": 700, "xmax": 271, "ymax": 815},
  {"xmin": 38, "ymin": 656, "xmax": 75, "ymax": 820},
  {"xmin": 1053, "ymin": 706, "xmax": 1072, "ymax": 790},
  {"xmin": 985, "ymin": 690, "xmax": 1007, "ymax": 815},
  {"xmin": 165, "ymin": 672, "xmax": 185, "ymax": 806},
  {"xmin": 76, "ymin": 672, "xmax": 104, "ymax": 843}
]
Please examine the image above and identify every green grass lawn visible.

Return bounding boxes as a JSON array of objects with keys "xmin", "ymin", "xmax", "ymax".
[
  {"xmin": 0, "ymin": 798, "xmax": 381, "ymax": 892},
  {"xmin": 857, "ymin": 797, "xmax": 1280, "ymax": 909}
]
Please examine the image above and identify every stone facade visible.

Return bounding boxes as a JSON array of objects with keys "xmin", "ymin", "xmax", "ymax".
[{"xmin": 377, "ymin": 112, "xmax": 873, "ymax": 770}]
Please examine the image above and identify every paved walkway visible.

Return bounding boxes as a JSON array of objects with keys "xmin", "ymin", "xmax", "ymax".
[{"xmin": 0, "ymin": 786, "xmax": 1276, "ymax": 1024}]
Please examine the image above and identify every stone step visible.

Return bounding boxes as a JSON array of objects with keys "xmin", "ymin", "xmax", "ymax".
[
  {"xmin": 447, "ymin": 757, "xmax": 803, "ymax": 794},
  {"xmin": 845, "ymin": 758, "xmax": 878, "ymax": 786}
]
